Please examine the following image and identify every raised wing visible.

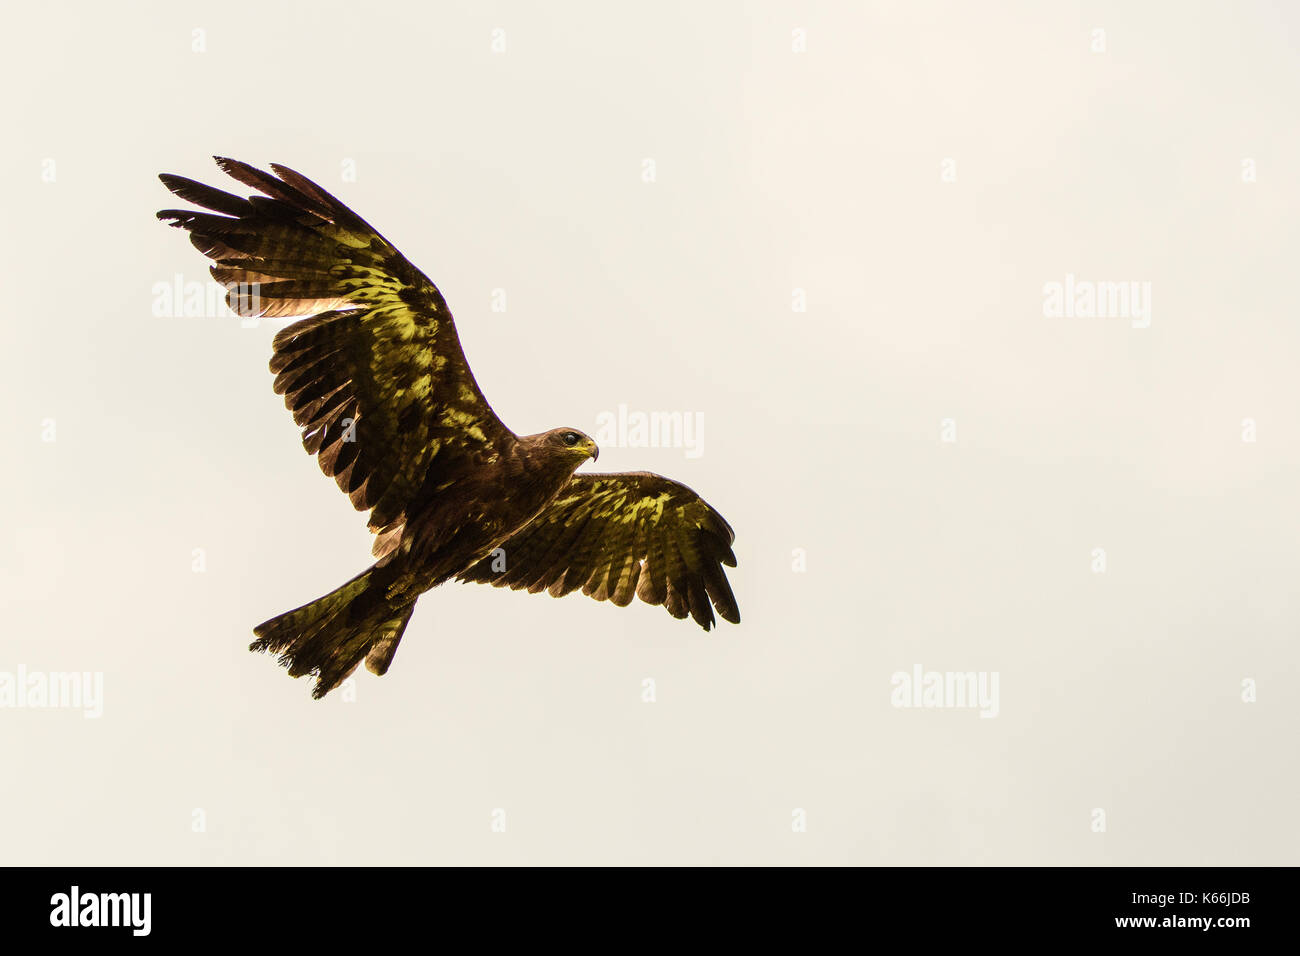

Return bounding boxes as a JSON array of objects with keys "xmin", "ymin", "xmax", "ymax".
[
  {"xmin": 458, "ymin": 472, "xmax": 740, "ymax": 629},
  {"xmin": 157, "ymin": 158, "xmax": 512, "ymax": 543}
]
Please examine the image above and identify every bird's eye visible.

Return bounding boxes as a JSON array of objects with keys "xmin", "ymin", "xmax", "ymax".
[{"xmin": 561, "ymin": 432, "xmax": 580, "ymax": 446}]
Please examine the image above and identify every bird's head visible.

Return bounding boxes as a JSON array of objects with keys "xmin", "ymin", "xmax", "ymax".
[{"xmin": 544, "ymin": 427, "xmax": 599, "ymax": 465}]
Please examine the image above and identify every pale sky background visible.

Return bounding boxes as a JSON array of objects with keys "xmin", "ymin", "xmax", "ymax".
[{"xmin": 1, "ymin": 0, "xmax": 1297, "ymax": 865}]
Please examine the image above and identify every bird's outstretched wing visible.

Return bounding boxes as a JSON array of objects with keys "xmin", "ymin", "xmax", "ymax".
[
  {"xmin": 157, "ymin": 158, "xmax": 511, "ymax": 545},
  {"xmin": 457, "ymin": 472, "xmax": 740, "ymax": 629}
]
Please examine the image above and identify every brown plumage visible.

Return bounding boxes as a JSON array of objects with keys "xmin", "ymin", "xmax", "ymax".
[{"xmin": 158, "ymin": 158, "xmax": 739, "ymax": 698}]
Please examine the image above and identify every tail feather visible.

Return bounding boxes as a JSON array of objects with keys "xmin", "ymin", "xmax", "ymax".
[
  {"xmin": 251, "ymin": 567, "xmax": 416, "ymax": 698},
  {"xmin": 364, "ymin": 606, "xmax": 415, "ymax": 677}
]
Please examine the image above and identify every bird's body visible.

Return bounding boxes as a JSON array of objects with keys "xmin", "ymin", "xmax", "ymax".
[
  {"xmin": 158, "ymin": 158, "xmax": 739, "ymax": 697},
  {"xmin": 383, "ymin": 430, "xmax": 590, "ymax": 578}
]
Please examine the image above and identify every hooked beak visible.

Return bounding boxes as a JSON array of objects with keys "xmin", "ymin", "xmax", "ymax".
[{"xmin": 588, "ymin": 442, "xmax": 600, "ymax": 462}]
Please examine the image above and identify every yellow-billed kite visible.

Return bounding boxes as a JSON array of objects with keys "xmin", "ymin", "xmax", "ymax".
[{"xmin": 158, "ymin": 158, "xmax": 739, "ymax": 697}]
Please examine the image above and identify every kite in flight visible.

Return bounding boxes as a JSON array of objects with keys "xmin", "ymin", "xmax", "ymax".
[{"xmin": 157, "ymin": 158, "xmax": 739, "ymax": 698}]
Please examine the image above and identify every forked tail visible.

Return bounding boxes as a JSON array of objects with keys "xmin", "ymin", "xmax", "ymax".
[{"xmin": 250, "ymin": 566, "xmax": 415, "ymax": 699}]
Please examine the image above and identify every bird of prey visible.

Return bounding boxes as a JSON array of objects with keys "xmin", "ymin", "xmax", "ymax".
[{"xmin": 157, "ymin": 158, "xmax": 740, "ymax": 698}]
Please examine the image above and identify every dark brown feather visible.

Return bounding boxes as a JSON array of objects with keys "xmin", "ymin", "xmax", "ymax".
[
  {"xmin": 158, "ymin": 158, "xmax": 514, "ymax": 538},
  {"xmin": 458, "ymin": 472, "xmax": 740, "ymax": 629}
]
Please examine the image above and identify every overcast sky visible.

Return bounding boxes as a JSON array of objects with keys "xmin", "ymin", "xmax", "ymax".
[{"xmin": 1, "ymin": 0, "xmax": 1297, "ymax": 864}]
